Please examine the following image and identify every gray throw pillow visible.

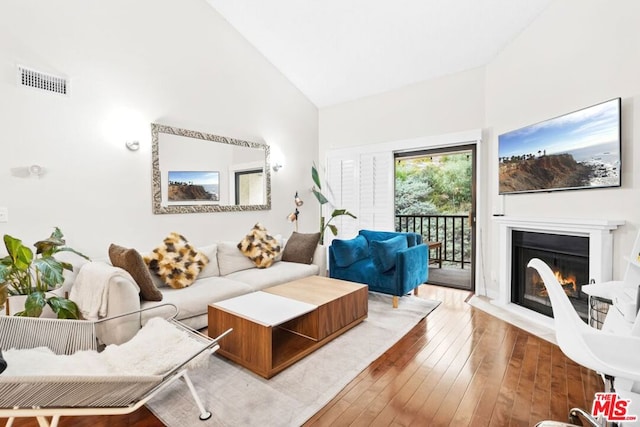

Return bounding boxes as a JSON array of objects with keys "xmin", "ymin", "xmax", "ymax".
[{"xmin": 282, "ymin": 232, "xmax": 321, "ymax": 264}]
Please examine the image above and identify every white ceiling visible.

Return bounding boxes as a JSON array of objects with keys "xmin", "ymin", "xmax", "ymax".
[{"xmin": 206, "ymin": 0, "xmax": 552, "ymax": 108}]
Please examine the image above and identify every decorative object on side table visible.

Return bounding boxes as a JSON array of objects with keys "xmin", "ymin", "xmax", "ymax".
[
  {"xmin": 0, "ymin": 227, "xmax": 89, "ymax": 318},
  {"xmin": 311, "ymin": 163, "xmax": 357, "ymax": 244}
]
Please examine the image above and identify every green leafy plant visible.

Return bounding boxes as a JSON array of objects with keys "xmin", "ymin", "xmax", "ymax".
[
  {"xmin": 0, "ymin": 227, "xmax": 89, "ymax": 318},
  {"xmin": 311, "ymin": 163, "xmax": 357, "ymax": 244}
]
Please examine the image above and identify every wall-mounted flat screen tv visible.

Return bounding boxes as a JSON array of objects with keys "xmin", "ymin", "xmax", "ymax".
[{"xmin": 498, "ymin": 98, "xmax": 621, "ymax": 195}]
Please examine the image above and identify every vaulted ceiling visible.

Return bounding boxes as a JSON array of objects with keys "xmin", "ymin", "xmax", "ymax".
[{"xmin": 206, "ymin": 0, "xmax": 553, "ymax": 107}]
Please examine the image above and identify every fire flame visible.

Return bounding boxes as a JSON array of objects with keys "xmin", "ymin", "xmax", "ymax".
[
  {"xmin": 554, "ymin": 270, "xmax": 578, "ymax": 293},
  {"xmin": 535, "ymin": 269, "xmax": 579, "ymax": 298}
]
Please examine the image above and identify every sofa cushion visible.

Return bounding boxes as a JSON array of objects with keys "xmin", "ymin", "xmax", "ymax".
[
  {"xmin": 331, "ymin": 257, "xmax": 377, "ymax": 284},
  {"xmin": 218, "ymin": 241, "xmax": 256, "ymax": 276},
  {"xmin": 198, "ymin": 243, "xmax": 220, "ymax": 278},
  {"xmin": 370, "ymin": 235, "xmax": 408, "ymax": 273},
  {"xmin": 281, "ymin": 232, "xmax": 320, "ymax": 264},
  {"xmin": 109, "ymin": 244, "xmax": 163, "ymax": 301},
  {"xmin": 331, "ymin": 235, "xmax": 368, "ymax": 267},
  {"xmin": 226, "ymin": 261, "xmax": 319, "ymax": 291},
  {"xmin": 140, "ymin": 276, "xmax": 254, "ymax": 322},
  {"xmin": 144, "ymin": 232, "xmax": 209, "ymax": 289},
  {"xmin": 237, "ymin": 223, "xmax": 281, "ymax": 269}
]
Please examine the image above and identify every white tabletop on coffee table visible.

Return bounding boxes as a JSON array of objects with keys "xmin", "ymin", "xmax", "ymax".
[{"xmin": 212, "ymin": 291, "xmax": 317, "ymax": 327}]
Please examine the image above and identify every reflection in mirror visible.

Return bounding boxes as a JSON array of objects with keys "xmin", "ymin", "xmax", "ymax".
[
  {"xmin": 235, "ymin": 169, "xmax": 264, "ymax": 205},
  {"xmin": 151, "ymin": 123, "xmax": 271, "ymax": 214}
]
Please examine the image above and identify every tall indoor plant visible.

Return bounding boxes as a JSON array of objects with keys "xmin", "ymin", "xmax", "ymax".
[
  {"xmin": 311, "ymin": 163, "xmax": 357, "ymax": 244},
  {"xmin": 0, "ymin": 227, "xmax": 89, "ymax": 318}
]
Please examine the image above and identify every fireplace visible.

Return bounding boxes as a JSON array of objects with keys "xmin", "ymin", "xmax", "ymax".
[
  {"xmin": 493, "ymin": 217, "xmax": 624, "ymax": 328},
  {"xmin": 511, "ymin": 231, "xmax": 589, "ymax": 321}
]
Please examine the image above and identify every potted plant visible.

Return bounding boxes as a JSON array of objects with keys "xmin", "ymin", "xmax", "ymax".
[
  {"xmin": 0, "ymin": 227, "xmax": 89, "ymax": 318},
  {"xmin": 311, "ymin": 163, "xmax": 357, "ymax": 244}
]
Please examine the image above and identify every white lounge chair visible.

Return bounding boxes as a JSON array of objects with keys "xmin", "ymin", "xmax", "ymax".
[{"xmin": 0, "ymin": 304, "xmax": 231, "ymax": 427}]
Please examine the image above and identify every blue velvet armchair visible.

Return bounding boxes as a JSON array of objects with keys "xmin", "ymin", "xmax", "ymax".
[{"xmin": 329, "ymin": 230, "xmax": 428, "ymax": 307}]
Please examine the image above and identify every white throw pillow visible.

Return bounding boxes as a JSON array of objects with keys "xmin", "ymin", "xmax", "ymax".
[
  {"xmin": 217, "ymin": 241, "xmax": 256, "ymax": 276},
  {"xmin": 198, "ymin": 243, "xmax": 220, "ymax": 278},
  {"xmin": 274, "ymin": 234, "xmax": 284, "ymax": 262}
]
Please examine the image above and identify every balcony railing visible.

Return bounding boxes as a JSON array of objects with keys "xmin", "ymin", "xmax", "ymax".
[{"xmin": 396, "ymin": 214, "xmax": 471, "ymax": 268}]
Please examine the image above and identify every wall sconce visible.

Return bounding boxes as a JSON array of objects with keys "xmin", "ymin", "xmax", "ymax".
[
  {"xmin": 10, "ymin": 164, "xmax": 46, "ymax": 178},
  {"xmin": 125, "ymin": 140, "xmax": 140, "ymax": 151},
  {"xmin": 270, "ymin": 144, "xmax": 285, "ymax": 172}
]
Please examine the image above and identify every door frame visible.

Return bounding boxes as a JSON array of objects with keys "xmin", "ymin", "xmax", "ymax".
[{"xmin": 394, "ymin": 144, "xmax": 476, "ymax": 291}]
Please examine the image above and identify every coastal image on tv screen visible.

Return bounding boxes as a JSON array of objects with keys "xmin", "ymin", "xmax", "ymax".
[
  {"xmin": 168, "ymin": 171, "xmax": 219, "ymax": 201},
  {"xmin": 498, "ymin": 98, "xmax": 621, "ymax": 194}
]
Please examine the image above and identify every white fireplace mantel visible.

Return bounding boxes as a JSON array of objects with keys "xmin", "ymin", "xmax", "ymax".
[
  {"xmin": 492, "ymin": 216, "xmax": 625, "ymax": 326},
  {"xmin": 494, "ymin": 216, "xmax": 625, "ymax": 234}
]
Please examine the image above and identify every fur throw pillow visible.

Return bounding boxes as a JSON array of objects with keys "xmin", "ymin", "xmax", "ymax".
[
  {"xmin": 144, "ymin": 232, "xmax": 209, "ymax": 289},
  {"xmin": 237, "ymin": 223, "xmax": 281, "ymax": 269}
]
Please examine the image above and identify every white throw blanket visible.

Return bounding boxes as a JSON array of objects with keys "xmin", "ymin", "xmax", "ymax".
[
  {"xmin": 69, "ymin": 262, "xmax": 138, "ymax": 320},
  {"xmin": 2, "ymin": 317, "xmax": 209, "ymax": 376}
]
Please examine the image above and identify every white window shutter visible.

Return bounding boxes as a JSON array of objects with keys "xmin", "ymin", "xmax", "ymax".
[
  {"xmin": 359, "ymin": 153, "xmax": 376, "ymax": 230},
  {"xmin": 325, "ymin": 157, "xmax": 358, "ymax": 244},
  {"xmin": 324, "ymin": 150, "xmax": 394, "ymax": 244},
  {"xmin": 359, "ymin": 152, "xmax": 394, "ymax": 231}
]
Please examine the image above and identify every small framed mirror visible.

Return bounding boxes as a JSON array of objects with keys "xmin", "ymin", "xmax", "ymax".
[{"xmin": 151, "ymin": 123, "xmax": 271, "ymax": 214}]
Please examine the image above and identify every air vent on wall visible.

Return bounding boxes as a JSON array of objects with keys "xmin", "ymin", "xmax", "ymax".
[{"xmin": 17, "ymin": 65, "xmax": 68, "ymax": 95}]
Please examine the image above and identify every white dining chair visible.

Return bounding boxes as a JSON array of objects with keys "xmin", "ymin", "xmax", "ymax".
[{"xmin": 528, "ymin": 258, "xmax": 640, "ymax": 427}]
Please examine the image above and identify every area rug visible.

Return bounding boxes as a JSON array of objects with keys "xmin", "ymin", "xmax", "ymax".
[{"xmin": 146, "ymin": 292, "xmax": 440, "ymax": 427}]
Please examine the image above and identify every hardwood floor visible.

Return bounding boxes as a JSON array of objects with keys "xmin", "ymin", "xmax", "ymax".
[
  {"xmin": 305, "ymin": 285, "xmax": 601, "ymax": 427},
  {"xmin": 3, "ymin": 285, "xmax": 601, "ymax": 427}
]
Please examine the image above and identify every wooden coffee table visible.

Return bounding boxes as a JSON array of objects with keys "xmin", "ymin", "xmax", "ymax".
[{"xmin": 207, "ymin": 276, "xmax": 368, "ymax": 378}]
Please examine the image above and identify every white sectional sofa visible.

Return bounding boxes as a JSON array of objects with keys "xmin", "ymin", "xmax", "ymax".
[{"xmin": 62, "ymin": 240, "xmax": 326, "ymax": 332}]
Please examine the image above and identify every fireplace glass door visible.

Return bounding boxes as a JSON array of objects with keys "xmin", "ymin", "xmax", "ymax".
[{"xmin": 512, "ymin": 231, "xmax": 589, "ymax": 321}]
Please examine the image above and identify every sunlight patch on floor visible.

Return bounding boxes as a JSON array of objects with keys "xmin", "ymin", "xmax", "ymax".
[{"xmin": 467, "ymin": 294, "xmax": 557, "ymax": 345}]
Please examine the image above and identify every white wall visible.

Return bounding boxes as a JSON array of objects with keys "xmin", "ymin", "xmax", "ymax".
[
  {"xmin": 319, "ymin": 67, "xmax": 486, "ymax": 160},
  {"xmin": 319, "ymin": 0, "xmax": 640, "ymax": 297},
  {"xmin": 483, "ymin": 0, "xmax": 640, "ymax": 295},
  {"xmin": 0, "ymin": 0, "xmax": 318, "ymax": 258}
]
